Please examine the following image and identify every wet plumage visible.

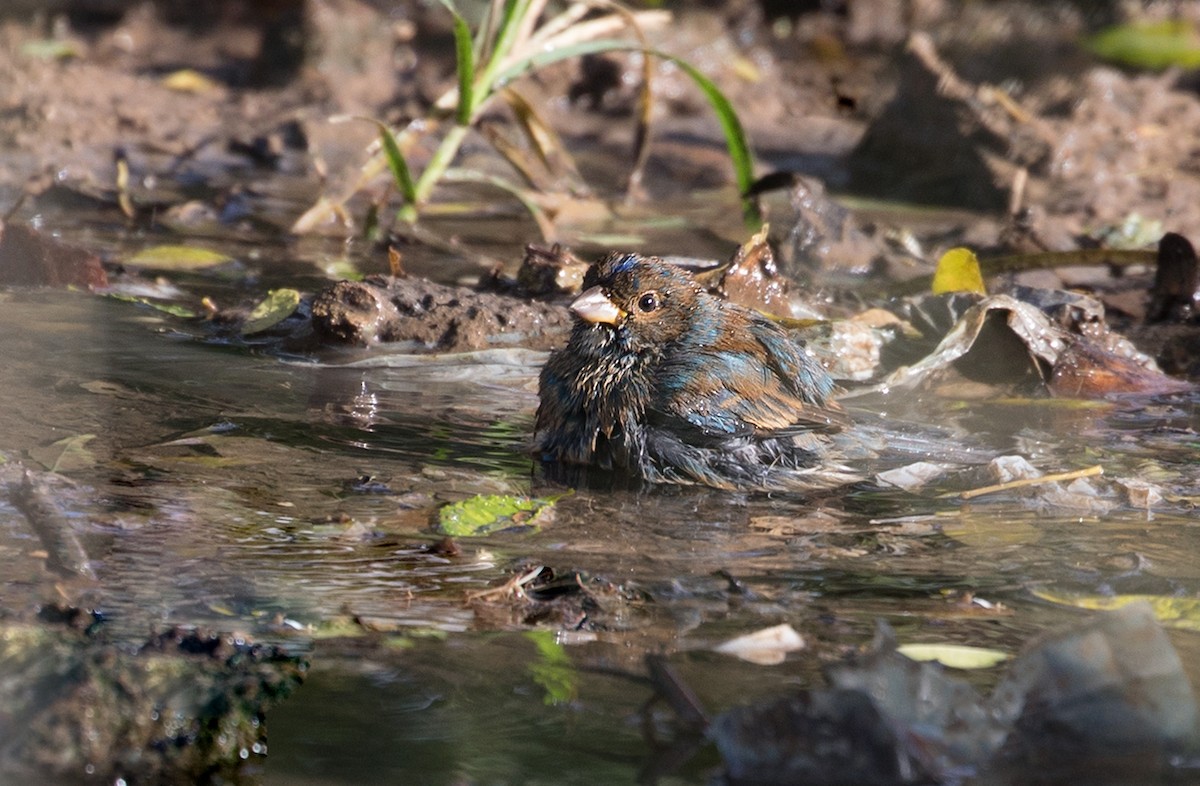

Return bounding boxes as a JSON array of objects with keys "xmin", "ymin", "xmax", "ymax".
[{"xmin": 533, "ymin": 252, "xmax": 858, "ymax": 491}]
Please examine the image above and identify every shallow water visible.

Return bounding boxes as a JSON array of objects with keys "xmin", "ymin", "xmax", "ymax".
[{"xmin": 3, "ymin": 229, "xmax": 1200, "ymax": 783}]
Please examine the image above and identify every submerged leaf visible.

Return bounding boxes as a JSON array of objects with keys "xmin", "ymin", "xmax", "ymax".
[
  {"xmin": 932, "ymin": 248, "xmax": 986, "ymax": 295},
  {"xmin": 106, "ymin": 292, "xmax": 197, "ymax": 318},
  {"xmin": 714, "ymin": 623, "xmax": 806, "ymax": 665},
  {"xmin": 897, "ymin": 643, "xmax": 1009, "ymax": 669},
  {"xmin": 1032, "ymin": 589, "xmax": 1200, "ymax": 631},
  {"xmin": 125, "ymin": 245, "xmax": 234, "ymax": 271},
  {"xmin": 29, "ymin": 434, "xmax": 97, "ymax": 473},
  {"xmin": 436, "ymin": 493, "xmax": 563, "ymax": 536},
  {"xmin": 525, "ymin": 630, "xmax": 578, "ymax": 705},
  {"xmin": 242, "ymin": 288, "xmax": 301, "ymax": 334}
]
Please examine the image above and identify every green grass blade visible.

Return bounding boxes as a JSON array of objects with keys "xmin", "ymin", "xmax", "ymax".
[
  {"xmin": 439, "ymin": 1, "xmax": 476, "ymax": 125},
  {"xmin": 474, "ymin": 0, "xmax": 535, "ymax": 110},
  {"xmin": 341, "ymin": 117, "xmax": 417, "ymax": 206},
  {"xmin": 494, "ymin": 40, "xmax": 759, "ymax": 224},
  {"xmin": 375, "ymin": 123, "xmax": 418, "ymax": 205}
]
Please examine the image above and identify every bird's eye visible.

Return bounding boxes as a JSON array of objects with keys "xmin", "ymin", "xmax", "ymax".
[{"xmin": 637, "ymin": 292, "xmax": 660, "ymax": 313}]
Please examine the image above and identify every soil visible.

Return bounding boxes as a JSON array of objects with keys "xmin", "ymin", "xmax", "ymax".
[
  {"xmin": 6, "ymin": 5, "xmax": 1200, "ymax": 781},
  {"xmin": 4, "ymin": 0, "xmax": 1200, "ymax": 361}
]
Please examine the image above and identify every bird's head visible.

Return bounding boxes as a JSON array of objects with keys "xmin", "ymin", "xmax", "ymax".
[{"xmin": 570, "ymin": 252, "xmax": 704, "ymax": 349}]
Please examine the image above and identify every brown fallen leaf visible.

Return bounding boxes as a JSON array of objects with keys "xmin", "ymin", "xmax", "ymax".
[{"xmin": 1049, "ymin": 335, "xmax": 1192, "ymax": 397}]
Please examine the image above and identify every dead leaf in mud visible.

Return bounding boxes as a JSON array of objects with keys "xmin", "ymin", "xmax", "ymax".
[
  {"xmin": 865, "ymin": 291, "xmax": 1180, "ymax": 398},
  {"xmin": 242, "ymin": 288, "xmax": 301, "ymax": 334},
  {"xmin": 1049, "ymin": 336, "xmax": 1192, "ymax": 397},
  {"xmin": 707, "ymin": 224, "xmax": 791, "ymax": 314},
  {"xmin": 125, "ymin": 245, "xmax": 235, "ymax": 272},
  {"xmin": 896, "ymin": 643, "xmax": 1009, "ymax": 669},
  {"xmin": 515, "ymin": 243, "xmax": 587, "ymax": 296},
  {"xmin": 29, "ymin": 434, "xmax": 97, "ymax": 473},
  {"xmin": 714, "ymin": 623, "xmax": 806, "ymax": 665}
]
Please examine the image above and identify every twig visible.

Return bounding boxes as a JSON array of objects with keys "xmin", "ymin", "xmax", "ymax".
[
  {"xmin": 464, "ymin": 564, "xmax": 545, "ymax": 602},
  {"xmin": 947, "ymin": 464, "xmax": 1104, "ymax": 500}
]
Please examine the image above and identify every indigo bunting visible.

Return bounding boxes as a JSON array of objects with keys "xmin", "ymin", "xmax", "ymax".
[{"xmin": 534, "ymin": 252, "xmax": 857, "ymax": 491}]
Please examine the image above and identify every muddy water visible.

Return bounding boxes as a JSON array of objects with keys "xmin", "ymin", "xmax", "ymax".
[{"xmin": 3, "ymin": 234, "xmax": 1200, "ymax": 784}]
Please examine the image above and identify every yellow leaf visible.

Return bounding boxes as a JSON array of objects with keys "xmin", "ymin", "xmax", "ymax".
[
  {"xmin": 161, "ymin": 68, "xmax": 220, "ymax": 94},
  {"xmin": 125, "ymin": 245, "xmax": 234, "ymax": 271},
  {"xmin": 1031, "ymin": 589, "xmax": 1200, "ymax": 631},
  {"xmin": 932, "ymin": 247, "xmax": 986, "ymax": 295},
  {"xmin": 897, "ymin": 642, "xmax": 1010, "ymax": 669}
]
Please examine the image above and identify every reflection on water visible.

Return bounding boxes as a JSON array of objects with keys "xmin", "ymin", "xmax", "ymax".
[{"xmin": 3, "ymin": 290, "xmax": 1200, "ymax": 783}]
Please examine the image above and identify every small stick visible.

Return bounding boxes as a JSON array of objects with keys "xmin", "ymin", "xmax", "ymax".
[
  {"xmin": 464, "ymin": 564, "xmax": 544, "ymax": 602},
  {"xmin": 948, "ymin": 464, "xmax": 1104, "ymax": 500}
]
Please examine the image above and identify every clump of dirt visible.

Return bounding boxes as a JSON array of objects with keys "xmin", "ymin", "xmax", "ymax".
[{"xmin": 310, "ymin": 275, "xmax": 573, "ymax": 351}]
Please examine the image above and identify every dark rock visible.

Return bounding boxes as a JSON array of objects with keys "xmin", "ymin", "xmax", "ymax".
[
  {"xmin": 0, "ymin": 222, "xmax": 108, "ymax": 289},
  {"xmin": 0, "ymin": 616, "xmax": 306, "ymax": 784}
]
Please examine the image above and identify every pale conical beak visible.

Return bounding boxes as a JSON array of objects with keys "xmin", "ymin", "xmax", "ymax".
[{"xmin": 570, "ymin": 286, "xmax": 624, "ymax": 325}]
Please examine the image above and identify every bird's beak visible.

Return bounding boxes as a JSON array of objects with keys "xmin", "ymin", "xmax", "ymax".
[{"xmin": 570, "ymin": 286, "xmax": 624, "ymax": 325}]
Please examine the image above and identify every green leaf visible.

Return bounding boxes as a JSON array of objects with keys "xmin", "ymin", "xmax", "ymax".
[
  {"xmin": 436, "ymin": 492, "xmax": 563, "ymax": 536},
  {"xmin": 1086, "ymin": 21, "xmax": 1200, "ymax": 70},
  {"xmin": 932, "ymin": 247, "xmax": 987, "ymax": 295},
  {"xmin": 897, "ymin": 643, "xmax": 1010, "ymax": 669},
  {"xmin": 242, "ymin": 288, "xmax": 301, "ymax": 334},
  {"xmin": 525, "ymin": 630, "xmax": 578, "ymax": 705},
  {"xmin": 439, "ymin": 0, "xmax": 476, "ymax": 125},
  {"xmin": 105, "ymin": 292, "xmax": 198, "ymax": 318},
  {"xmin": 125, "ymin": 245, "xmax": 234, "ymax": 271},
  {"xmin": 21, "ymin": 38, "xmax": 81, "ymax": 60}
]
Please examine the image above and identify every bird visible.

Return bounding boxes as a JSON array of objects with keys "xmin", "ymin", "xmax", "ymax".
[{"xmin": 533, "ymin": 252, "xmax": 859, "ymax": 492}]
